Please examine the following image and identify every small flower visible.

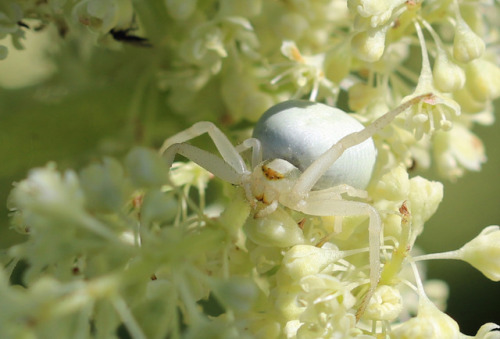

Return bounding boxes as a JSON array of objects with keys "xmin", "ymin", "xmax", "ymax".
[
  {"xmin": 473, "ymin": 323, "xmax": 500, "ymax": 339},
  {"xmin": 280, "ymin": 244, "xmax": 343, "ymax": 281},
  {"xmin": 351, "ymin": 25, "xmax": 390, "ymax": 63},
  {"xmin": 369, "ymin": 165, "xmax": 443, "ymax": 241},
  {"xmin": 408, "ymin": 176, "xmax": 443, "ymax": 242},
  {"xmin": 272, "ymin": 40, "xmax": 336, "ymax": 101},
  {"xmin": 72, "ymin": 0, "xmax": 134, "ymax": 33},
  {"xmin": 401, "ymin": 23, "xmax": 461, "ymax": 139},
  {"xmin": 390, "ymin": 296, "xmax": 461, "ymax": 339},
  {"xmin": 458, "ymin": 226, "xmax": 500, "ymax": 281},
  {"xmin": 181, "ymin": 16, "xmax": 256, "ymax": 74},
  {"xmin": 419, "ymin": 19, "xmax": 466, "ymax": 94},
  {"xmin": 433, "ymin": 49, "xmax": 466, "ymax": 93},
  {"xmin": 453, "ymin": 14, "xmax": 485, "ymax": 63},
  {"xmin": 347, "ymin": 0, "xmax": 406, "ymax": 28},
  {"xmin": 10, "ymin": 163, "xmax": 85, "ymax": 218},
  {"xmin": 244, "ymin": 207, "xmax": 305, "ymax": 248},
  {"xmin": 364, "ymin": 285, "xmax": 403, "ymax": 321},
  {"xmin": 433, "ymin": 123, "xmax": 486, "ymax": 181},
  {"xmin": 465, "ymin": 58, "xmax": 500, "ymax": 103},
  {"xmin": 295, "ymin": 274, "xmax": 359, "ymax": 339}
]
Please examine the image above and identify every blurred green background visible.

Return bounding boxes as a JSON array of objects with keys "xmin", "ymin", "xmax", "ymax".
[{"xmin": 0, "ymin": 26, "xmax": 499, "ymax": 335}]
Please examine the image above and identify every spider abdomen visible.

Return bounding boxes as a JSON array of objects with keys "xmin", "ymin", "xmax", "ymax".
[{"xmin": 253, "ymin": 100, "xmax": 377, "ymax": 190}]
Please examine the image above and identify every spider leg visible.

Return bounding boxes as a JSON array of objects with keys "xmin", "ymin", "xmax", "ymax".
[
  {"xmin": 311, "ymin": 184, "xmax": 369, "ymax": 200},
  {"xmin": 287, "ymin": 192, "xmax": 382, "ymax": 320},
  {"xmin": 291, "ymin": 93, "xmax": 433, "ymax": 197},
  {"xmin": 163, "ymin": 143, "xmax": 243, "ymax": 185},
  {"xmin": 160, "ymin": 121, "xmax": 248, "ymax": 175},
  {"xmin": 235, "ymin": 138, "xmax": 262, "ymax": 169}
]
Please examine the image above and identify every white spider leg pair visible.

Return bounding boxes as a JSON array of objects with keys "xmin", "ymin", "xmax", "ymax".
[
  {"xmin": 306, "ymin": 184, "xmax": 368, "ymax": 235},
  {"xmin": 284, "ymin": 188, "xmax": 381, "ymax": 319},
  {"xmin": 160, "ymin": 122, "xmax": 261, "ymax": 202}
]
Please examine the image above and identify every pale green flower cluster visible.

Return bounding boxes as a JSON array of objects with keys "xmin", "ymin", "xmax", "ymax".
[{"xmin": 2, "ymin": 0, "xmax": 500, "ymax": 338}]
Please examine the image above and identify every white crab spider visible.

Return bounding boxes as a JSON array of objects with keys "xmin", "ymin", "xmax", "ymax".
[{"xmin": 159, "ymin": 93, "xmax": 433, "ymax": 317}]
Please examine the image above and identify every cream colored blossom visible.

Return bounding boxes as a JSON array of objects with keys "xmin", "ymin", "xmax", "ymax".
[
  {"xmin": 351, "ymin": 25, "xmax": 390, "ymax": 63},
  {"xmin": 11, "ymin": 163, "xmax": 85, "ymax": 217},
  {"xmin": 348, "ymin": 0, "xmax": 406, "ymax": 28},
  {"xmin": 465, "ymin": 58, "xmax": 500, "ymax": 103},
  {"xmin": 433, "ymin": 49, "xmax": 466, "ymax": 93},
  {"xmin": 433, "ymin": 123, "xmax": 486, "ymax": 180},
  {"xmin": 364, "ymin": 285, "xmax": 402, "ymax": 321},
  {"xmin": 458, "ymin": 226, "xmax": 500, "ymax": 281},
  {"xmin": 401, "ymin": 23, "xmax": 461, "ymax": 139},
  {"xmin": 273, "ymin": 40, "xmax": 336, "ymax": 101},
  {"xmin": 453, "ymin": 14, "xmax": 485, "ymax": 63},
  {"xmin": 72, "ymin": 0, "xmax": 133, "ymax": 33},
  {"xmin": 390, "ymin": 297, "xmax": 461, "ymax": 339},
  {"xmin": 280, "ymin": 245, "xmax": 343, "ymax": 281}
]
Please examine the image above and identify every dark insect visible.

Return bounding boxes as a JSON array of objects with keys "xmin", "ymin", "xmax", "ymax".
[
  {"xmin": 17, "ymin": 21, "xmax": 30, "ymax": 29},
  {"xmin": 109, "ymin": 28, "xmax": 152, "ymax": 47}
]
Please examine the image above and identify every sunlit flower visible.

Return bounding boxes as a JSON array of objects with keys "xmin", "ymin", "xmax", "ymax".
[
  {"xmin": 390, "ymin": 296, "xmax": 461, "ymax": 339},
  {"xmin": 458, "ymin": 226, "xmax": 500, "ymax": 282},
  {"xmin": 433, "ymin": 123, "xmax": 486, "ymax": 181},
  {"xmin": 272, "ymin": 40, "xmax": 337, "ymax": 101}
]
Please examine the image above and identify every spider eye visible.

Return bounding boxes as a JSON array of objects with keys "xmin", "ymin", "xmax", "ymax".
[
  {"xmin": 253, "ymin": 100, "xmax": 377, "ymax": 190},
  {"xmin": 261, "ymin": 159, "xmax": 298, "ymax": 180},
  {"xmin": 261, "ymin": 165, "xmax": 284, "ymax": 180}
]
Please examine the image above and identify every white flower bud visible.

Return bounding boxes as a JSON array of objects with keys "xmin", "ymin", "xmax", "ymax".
[
  {"xmin": 433, "ymin": 124, "xmax": 486, "ymax": 181},
  {"xmin": 351, "ymin": 26, "xmax": 388, "ymax": 62},
  {"xmin": 244, "ymin": 208, "xmax": 304, "ymax": 248},
  {"xmin": 458, "ymin": 226, "xmax": 500, "ymax": 281},
  {"xmin": 474, "ymin": 323, "xmax": 500, "ymax": 339},
  {"xmin": 465, "ymin": 59, "xmax": 500, "ymax": 102},
  {"xmin": 273, "ymin": 12, "xmax": 309, "ymax": 41},
  {"xmin": 453, "ymin": 87, "xmax": 488, "ymax": 114},
  {"xmin": 348, "ymin": 0, "xmax": 405, "ymax": 28},
  {"xmin": 433, "ymin": 50, "xmax": 465, "ymax": 93},
  {"xmin": 281, "ymin": 245, "xmax": 343, "ymax": 281},
  {"xmin": 73, "ymin": 0, "xmax": 134, "ymax": 33},
  {"xmin": 11, "ymin": 163, "xmax": 85, "ymax": 218},
  {"xmin": 391, "ymin": 297, "xmax": 461, "ymax": 339},
  {"xmin": 408, "ymin": 176, "xmax": 443, "ymax": 239},
  {"xmin": 453, "ymin": 17, "xmax": 485, "ymax": 63}
]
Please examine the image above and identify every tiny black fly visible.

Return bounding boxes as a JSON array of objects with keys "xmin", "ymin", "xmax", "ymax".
[
  {"xmin": 17, "ymin": 21, "xmax": 30, "ymax": 29},
  {"xmin": 109, "ymin": 28, "xmax": 152, "ymax": 47}
]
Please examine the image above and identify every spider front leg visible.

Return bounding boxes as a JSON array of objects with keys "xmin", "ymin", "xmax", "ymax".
[
  {"xmin": 160, "ymin": 122, "xmax": 259, "ymax": 201},
  {"xmin": 235, "ymin": 138, "xmax": 262, "ymax": 169},
  {"xmin": 290, "ymin": 93, "xmax": 434, "ymax": 198},
  {"xmin": 288, "ymin": 190, "xmax": 382, "ymax": 321},
  {"xmin": 160, "ymin": 121, "xmax": 248, "ymax": 175},
  {"xmin": 162, "ymin": 143, "xmax": 243, "ymax": 186}
]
